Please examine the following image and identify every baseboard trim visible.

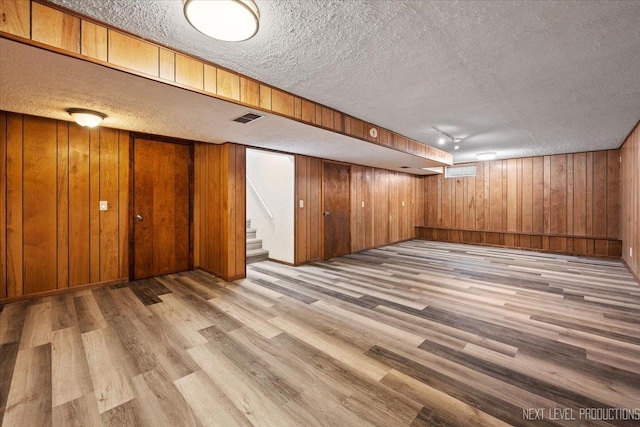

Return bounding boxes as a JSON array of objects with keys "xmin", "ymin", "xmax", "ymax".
[
  {"xmin": 267, "ymin": 258, "xmax": 296, "ymax": 267},
  {"xmin": 416, "ymin": 226, "xmax": 622, "ymax": 258},
  {"xmin": 0, "ymin": 277, "xmax": 129, "ymax": 306},
  {"xmin": 621, "ymin": 258, "xmax": 640, "ymax": 287},
  {"xmin": 195, "ymin": 266, "xmax": 246, "ymax": 282}
]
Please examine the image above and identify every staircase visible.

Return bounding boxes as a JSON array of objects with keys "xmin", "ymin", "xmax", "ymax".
[{"xmin": 246, "ymin": 219, "xmax": 269, "ymax": 264}]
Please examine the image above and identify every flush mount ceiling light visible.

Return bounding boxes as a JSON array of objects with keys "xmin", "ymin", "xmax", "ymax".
[
  {"xmin": 183, "ymin": 0, "xmax": 260, "ymax": 42},
  {"xmin": 432, "ymin": 126, "xmax": 462, "ymax": 148},
  {"xmin": 476, "ymin": 152, "xmax": 497, "ymax": 161},
  {"xmin": 67, "ymin": 108, "xmax": 107, "ymax": 128}
]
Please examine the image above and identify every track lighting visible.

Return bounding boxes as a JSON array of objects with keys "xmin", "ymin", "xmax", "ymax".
[{"xmin": 432, "ymin": 126, "xmax": 462, "ymax": 148}]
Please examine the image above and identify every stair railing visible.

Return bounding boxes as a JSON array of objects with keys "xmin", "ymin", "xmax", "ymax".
[{"xmin": 247, "ymin": 175, "xmax": 274, "ymax": 219}]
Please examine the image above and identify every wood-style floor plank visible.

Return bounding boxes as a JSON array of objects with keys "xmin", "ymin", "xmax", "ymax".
[
  {"xmin": 51, "ymin": 325, "xmax": 93, "ymax": 407},
  {"xmin": 2, "ymin": 344, "xmax": 52, "ymax": 427},
  {"xmin": 1, "ymin": 240, "xmax": 639, "ymax": 426}
]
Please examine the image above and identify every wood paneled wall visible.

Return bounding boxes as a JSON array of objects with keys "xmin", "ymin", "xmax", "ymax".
[
  {"xmin": 194, "ymin": 143, "xmax": 246, "ymax": 281},
  {"xmin": 1, "ymin": 111, "xmax": 129, "ymax": 300},
  {"xmin": 351, "ymin": 166, "xmax": 424, "ymax": 252},
  {"xmin": 420, "ymin": 150, "xmax": 622, "ymax": 257},
  {"xmin": 295, "ymin": 156, "xmax": 323, "ymax": 264},
  {"xmin": 620, "ymin": 123, "xmax": 640, "ymax": 278},
  {"xmin": 0, "ymin": 0, "xmax": 451, "ymax": 166},
  {"xmin": 294, "ymin": 156, "xmax": 425, "ymax": 264}
]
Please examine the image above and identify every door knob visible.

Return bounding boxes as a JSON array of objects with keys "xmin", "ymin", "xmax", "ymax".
[
  {"xmin": 136, "ymin": 214, "xmax": 143, "ymax": 221},
  {"xmin": 323, "ymin": 210, "xmax": 330, "ymax": 216}
]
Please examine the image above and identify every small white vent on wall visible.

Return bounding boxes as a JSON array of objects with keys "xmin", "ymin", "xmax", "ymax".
[{"xmin": 445, "ymin": 164, "xmax": 476, "ymax": 178}]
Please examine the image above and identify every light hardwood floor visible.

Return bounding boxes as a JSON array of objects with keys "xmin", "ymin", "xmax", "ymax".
[{"xmin": 1, "ymin": 240, "xmax": 640, "ymax": 426}]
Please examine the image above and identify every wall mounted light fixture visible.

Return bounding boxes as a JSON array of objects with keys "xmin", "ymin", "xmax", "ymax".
[
  {"xmin": 67, "ymin": 108, "xmax": 107, "ymax": 128},
  {"xmin": 183, "ymin": 0, "xmax": 260, "ymax": 42}
]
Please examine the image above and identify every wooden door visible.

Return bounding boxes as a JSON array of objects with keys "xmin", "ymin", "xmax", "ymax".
[
  {"xmin": 132, "ymin": 138, "xmax": 192, "ymax": 279},
  {"xmin": 323, "ymin": 161, "xmax": 351, "ymax": 259}
]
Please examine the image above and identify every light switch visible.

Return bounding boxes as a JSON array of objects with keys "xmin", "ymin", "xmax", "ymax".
[
  {"xmin": 402, "ymin": 200, "xmax": 405, "ymax": 206},
  {"xmin": 299, "ymin": 200, "xmax": 304, "ymax": 208},
  {"xmin": 361, "ymin": 201, "xmax": 365, "ymax": 208},
  {"xmin": 99, "ymin": 201, "xmax": 108, "ymax": 211}
]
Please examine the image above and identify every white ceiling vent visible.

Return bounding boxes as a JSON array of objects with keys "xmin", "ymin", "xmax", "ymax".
[
  {"xmin": 445, "ymin": 164, "xmax": 476, "ymax": 178},
  {"xmin": 233, "ymin": 112, "xmax": 264, "ymax": 124}
]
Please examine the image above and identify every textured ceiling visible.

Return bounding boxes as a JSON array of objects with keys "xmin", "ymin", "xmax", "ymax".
[
  {"xmin": 44, "ymin": 0, "xmax": 640, "ymax": 162},
  {"xmin": 0, "ymin": 39, "xmax": 443, "ymax": 174}
]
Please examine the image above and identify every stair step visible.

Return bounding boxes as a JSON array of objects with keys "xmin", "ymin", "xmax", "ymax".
[
  {"xmin": 246, "ymin": 248, "xmax": 269, "ymax": 264},
  {"xmin": 246, "ymin": 238, "xmax": 263, "ymax": 250},
  {"xmin": 246, "ymin": 228, "xmax": 257, "ymax": 239}
]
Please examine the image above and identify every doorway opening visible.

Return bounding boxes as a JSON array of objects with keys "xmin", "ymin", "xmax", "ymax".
[{"xmin": 246, "ymin": 149, "xmax": 295, "ymax": 264}]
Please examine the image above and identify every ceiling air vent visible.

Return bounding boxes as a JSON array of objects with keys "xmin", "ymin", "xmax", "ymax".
[
  {"xmin": 233, "ymin": 112, "xmax": 264, "ymax": 124},
  {"xmin": 445, "ymin": 164, "xmax": 476, "ymax": 178}
]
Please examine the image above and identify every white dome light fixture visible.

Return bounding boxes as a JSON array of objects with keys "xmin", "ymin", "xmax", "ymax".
[
  {"xmin": 67, "ymin": 108, "xmax": 107, "ymax": 128},
  {"xmin": 183, "ymin": 0, "xmax": 260, "ymax": 42}
]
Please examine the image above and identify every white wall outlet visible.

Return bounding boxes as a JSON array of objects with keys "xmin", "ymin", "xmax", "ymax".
[
  {"xmin": 402, "ymin": 200, "xmax": 405, "ymax": 206},
  {"xmin": 299, "ymin": 199, "xmax": 304, "ymax": 208},
  {"xmin": 361, "ymin": 201, "xmax": 365, "ymax": 208},
  {"xmin": 99, "ymin": 201, "xmax": 108, "ymax": 211}
]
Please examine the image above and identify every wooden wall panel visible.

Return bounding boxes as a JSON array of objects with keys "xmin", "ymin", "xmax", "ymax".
[
  {"xmin": 175, "ymin": 54, "xmax": 204, "ymax": 90},
  {"xmin": 240, "ymin": 77, "xmax": 260, "ymax": 107},
  {"xmin": 373, "ymin": 169, "xmax": 389, "ymax": 247},
  {"xmin": 108, "ymin": 30, "xmax": 159, "ymax": 77},
  {"xmin": 441, "ymin": 174, "xmax": 452, "ymax": 229},
  {"xmin": 572, "ymin": 153, "xmax": 587, "ymax": 236},
  {"xmin": 592, "ymin": 151, "xmax": 608, "ymax": 237},
  {"xmin": 294, "ymin": 156, "xmax": 323, "ymax": 264},
  {"xmin": 0, "ymin": 0, "xmax": 30, "ymax": 38},
  {"xmin": 118, "ymin": 131, "xmax": 130, "ymax": 280},
  {"xmin": 6, "ymin": 114, "xmax": 23, "ymax": 298},
  {"xmin": 350, "ymin": 166, "xmax": 365, "ymax": 252},
  {"xmin": 203, "ymin": 64, "xmax": 217, "ymax": 94},
  {"xmin": 57, "ymin": 122, "xmax": 69, "ymax": 289},
  {"xmin": 620, "ymin": 122, "xmax": 640, "ymax": 279},
  {"xmin": 1, "ymin": 112, "xmax": 129, "ymax": 301},
  {"xmin": 193, "ymin": 143, "xmax": 246, "ymax": 280},
  {"xmin": 22, "ymin": 116, "xmax": 58, "ymax": 295},
  {"xmin": 388, "ymin": 172, "xmax": 400, "ymax": 243},
  {"xmin": 31, "ymin": 2, "xmax": 80, "ymax": 53},
  {"xmin": 272, "ymin": 90, "xmax": 294, "ymax": 117},
  {"xmin": 80, "ymin": 21, "xmax": 108, "ymax": 61},
  {"xmin": 420, "ymin": 150, "xmax": 621, "ymax": 257},
  {"xmin": 606, "ymin": 150, "xmax": 620, "ymax": 239},
  {"xmin": 68, "ymin": 125, "xmax": 90, "ymax": 287},
  {"xmin": 489, "ymin": 160, "xmax": 503, "ymax": 230},
  {"xmin": 98, "ymin": 128, "xmax": 120, "ymax": 281},
  {"xmin": 521, "ymin": 158, "xmax": 533, "ymax": 233},
  {"xmin": 159, "ymin": 49, "xmax": 176, "ymax": 82},
  {"xmin": 506, "ymin": 159, "xmax": 518, "ymax": 231},
  {"xmin": 217, "ymin": 69, "xmax": 240, "ymax": 101},
  {"xmin": 0, "ymin": 113, "xmax": 5, "ymax": 299},
  {"xmin": 364, "ymin": 168, "xmax": 376, "ymax": 248},
  {"xmin": 259, "ymin": 85, "xmax": 272, "ymax": 110},
  {"xmin": 549, "ymin": 155, "xmax": 567, "ymax": 235}
]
